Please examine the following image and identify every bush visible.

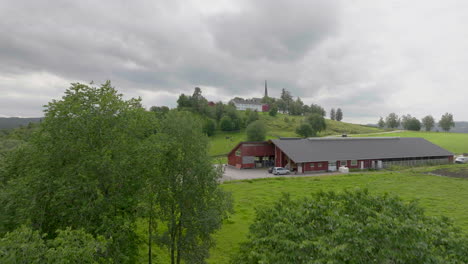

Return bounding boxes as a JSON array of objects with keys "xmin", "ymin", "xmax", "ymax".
[
  {"xmin": 220, "ymin": 116, "xmax": 234, "ymax": 131},
  {"xmin": 232, "ymin": 190, "xmax": 468, "ymax": 264},
  {"xmin": 246, "ymin": 120, "xmax": 267, "ymax": 141},
  {"xmin": 295, "ymin": 123, "xmax": 315, "ymax": 138}
]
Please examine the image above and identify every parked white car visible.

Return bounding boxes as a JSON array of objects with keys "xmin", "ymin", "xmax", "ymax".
[
  {"xmin": 272, "ymin": 167, "xmax": 290, "ymax": 175},
  {"xmin": 455, "ymin": 156, "xmax": 468, "ymax": 164}
]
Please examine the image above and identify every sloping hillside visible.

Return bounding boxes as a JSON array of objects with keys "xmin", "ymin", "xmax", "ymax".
[{"xmin": 209, "ymin": 113, "xmax": 384, "ymax": 156}]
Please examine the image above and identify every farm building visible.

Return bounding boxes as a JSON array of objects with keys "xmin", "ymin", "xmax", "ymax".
[{"xmin": 227, "ymin": 137, "xmax": 453, "ymax": 173}]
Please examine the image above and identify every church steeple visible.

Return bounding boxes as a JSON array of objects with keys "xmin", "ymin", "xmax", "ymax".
[{"xmin": 264, "ymin": 80, "xmax": 268, "ymax": 97}]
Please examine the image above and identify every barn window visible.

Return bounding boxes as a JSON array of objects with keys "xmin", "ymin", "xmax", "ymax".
[
  {"xmin": 340, "ymin": 160, "xmax": 347, "ymax": 166},
  {"xmin": 235, "ymin": 149, "xmax": 241, "ymax": 156},
  {"xmin": 351, "ymin": 160, "xmax": 358, "ymax": 166}
]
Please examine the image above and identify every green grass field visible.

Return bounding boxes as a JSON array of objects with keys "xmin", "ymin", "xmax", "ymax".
[
  {"xmin": 209, "ymin": 113, "xmax": 383, "ymax": 156},
  {"xmin": 206, "ymin": 165, "xmax": 468, "ymax": 263},
  {"xmin": 354, "ymin": 131, "xmax": 468, "ymax": 154}
]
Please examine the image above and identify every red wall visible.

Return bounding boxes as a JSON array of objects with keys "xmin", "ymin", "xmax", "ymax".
[
  {"xmin": 228, "ymin": 142, "xmax": 274, "ymax": 168},
  {"xmin": 304, "ymin": 162, "xmax": 328, "ymax": 172}
]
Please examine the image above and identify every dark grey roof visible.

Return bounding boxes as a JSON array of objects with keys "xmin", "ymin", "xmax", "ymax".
[{"xmin": 271, "ymin": 137, "xmax": 453, "ymax": 163}]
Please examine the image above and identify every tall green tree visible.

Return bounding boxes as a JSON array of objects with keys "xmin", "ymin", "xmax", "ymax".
[
  {"xmin": 279, "ymin": 88, "xmax": 293, "ymax": 114},
  {"xmin": 305, "ymin": 114, "xmax": 326, "ymax": 134},
  {"xmin": 439, "ymin": 113, "xmax": 455, "ymax": 132},
  {"xmin": 0, "ymin": 82, "xmax": 157, "ymax": 262},
  {"xmin": 422, "ymin": 115, "xmax": 435, "ymax": 131},
  {"xmin": 289, "ymin": 97, "xmax": 304, "ymax": 116},
  {"xmin": 295, "ymin": 123, "xmax": 314, "ymax": 138},
  {"xmin": 246, "ymin": 120, "xmax": 267, "ymax": 141},
  {"xmin": 307, "ymin": 104, "xmax": 326, "ymax": 117},
  {"xmin": 386, "ymin": 113, "xmax": 400, "ymax": 129},
  {"xmin": 232, "ymin": 190, "xmax": 468, "ymax": 264},
  {"xmin": 378, "ymin": 117, "xmax": 385, "ymax": 128},
  {"xmin": 335, "ymin": 108, "xmax": 343, "ymax": 121},
  {"xmin": 330, "ymin": 108, "xmax": 336, "ymax": 120},
  {"xmin": 154, "ymin": 111, "xmax": 233, "ymax": 264},
  {"xmin": 268, "ymin": 105, "xmax": 278, "ymax": 117},
  {"xmin": 406, "ymin": 117, "xmax": 421, "ymax": 131}
]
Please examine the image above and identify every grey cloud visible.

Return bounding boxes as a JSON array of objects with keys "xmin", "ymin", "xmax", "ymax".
[{"xmin": 207, "ymin": 0, "xmax": 339, "ymax": 61}]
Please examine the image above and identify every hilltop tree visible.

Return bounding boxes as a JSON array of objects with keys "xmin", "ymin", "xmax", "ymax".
[
  {"xmin": 330, "ymin": 108, "xmax": 336, "ymax": 120},
  {"xmin": 439, "ymin": 113, "xmax": 455, "ymax": 132},
  {"xmin": 378, "ymin": 117, "xmax": 385, "ymax": 128},
  {"xmin": 306, "ymin": 104, "xmax": 326, "ymax": 117},
  {"xmin": 268, "ymin": 105, "xmax": 278, "ymax": 117},
  {"xmin": 385, "ymin": 113, "xmax": 400, "ymax": 129},
  {"xmin": 335, "ymin": 108, "xmax": 343, "ymax": 121},
  {"xmin": 232, "ymin": 190, "xmax": 468, "ymax": 264},
  {"xmin": 289, "ymin": 97, "xmax": 304, "ymax": 116},
  {"xmin": 279, "ymin": 88, "xmax": 293, "ymax": 114},
  {"xmin": 246, "ymin": 120, "xmax": 267, "ymax": 141},
  {"xmin": 421, "ymin": 115, "xmax": 435, "ymax": 131},
  {"xmin": 305, "ymin": 114, "xmax": 326, "ymax": 135},
  {"xmin": 296, "ymin": 123, "xmax": 314, "ymax": 138}
]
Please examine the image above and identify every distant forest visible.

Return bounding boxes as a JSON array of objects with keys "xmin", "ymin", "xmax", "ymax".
[{"xmin": 0, "ymin": 117, "xmax": 42, "ymax": 129}]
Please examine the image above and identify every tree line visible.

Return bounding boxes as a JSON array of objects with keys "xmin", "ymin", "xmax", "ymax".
[
  {"xmin": 0, "ymin": 82, "xmax": 232, "ymax": 264},
  {"xmin": 262, "ymin": 88, "xmax": 343, "ymax": 121},
  {"xmin": 378, "ymin": 113, "xmax": 455, "ymax": 132}
]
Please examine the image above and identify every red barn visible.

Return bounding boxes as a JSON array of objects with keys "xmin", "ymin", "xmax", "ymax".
[
  {"xmin": 227, "ymin": 141, "xmax": 275, "ymax": 169},
  {"xmin": 228, "ymin": 137, "xmax": 453, "ymax": 173}
]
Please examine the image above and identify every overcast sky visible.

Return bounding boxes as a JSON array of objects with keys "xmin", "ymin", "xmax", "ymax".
[{"xmin": 1, "ymin": 0, "xmax": 468, "ymax": 123}]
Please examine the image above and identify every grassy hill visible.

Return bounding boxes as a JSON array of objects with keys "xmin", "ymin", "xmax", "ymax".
[
  {"xmin": 209, "ymin": 113, "xmax": 383, "ymax": 156},
  {"xmin": 353, "ymin": 131, "xmax": 468, "ymax": 154}
]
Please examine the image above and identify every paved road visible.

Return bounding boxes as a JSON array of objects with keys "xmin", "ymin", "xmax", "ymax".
[{"xmin": 221, "ymin": 166, "xmax": 344, "ymax": 182}]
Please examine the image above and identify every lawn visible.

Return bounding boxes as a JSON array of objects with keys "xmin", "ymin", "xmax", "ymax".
[
  {"xmin": 354, "ymin": 131, "xmax": 468, "ymax": 154},
  {"xmin": 207, "ymin": 165, "xmax": 468, "ymax": 263}
]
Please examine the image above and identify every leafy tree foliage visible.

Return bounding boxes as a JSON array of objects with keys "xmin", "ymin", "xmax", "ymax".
[
  {"xmin": 295, "ymin": 123, "xmax": 314, "ymax": 138},
  {"xmin": 150, "ymin": 105, "xmax": 170, "ymax": 116},
  {"xmin": 0, "ymin": 82, "xmax": 157, "ymax": 262},
  {"xmin": 305, "ymin": 114, "xmax": 326, "ymax": 134},
  {"xmin": 152, "ymin": 111, "xmax": 233, "ymax": 264},
  {"xmin": 244, "ymin": 109, "xmax": 259, "ymax": 126},
  {"xmin": 268, "ymin": 105, "xmax": 278, "ymax": 117},
  {"xmin": 202, "ymin": 118, "xmax": 216, "ymax": 136},
  {"xmin": 232, "ymin": 190, "xmax": 468, "ymax": 264},
  {"xmin": 246, "ymin": 120, "xmax": 267, "ymax": 141},
  {"xmin": 422, "ymin": 115, "xmax": 435, "ymax": 131},
  {"xmin": 289, "ymin": 97, "xmax": 304, "ymax": 116},
  {"xmin": 330, "ymin": 108, "xmax": 336, "ymax": 120},
  {"xmin": 386, "ymin": 113, "xmax": 400, "ymax": 128},
  {"xmin": 439, "ymin": 113, "xmax": 455, "ymax": 132},
  {"xmin": 0, "ymin": 226, "xmax": 108, "ymax": 264},
  {"xmin": 220, "ymin": 116, "xmax": 234, "ymax": 131},
  {"xmin": 406, "ymin": 117, "xmax": 422, "ymax": 131},
  {"xmin": 378, "ymin": 117, "xmax": 385, "ymax": 128},
  {"xmin": 305, "ymin": 104, "xmax": 326, "ymax": 117},
  {"xmin": 335, "ymin": 108, "xmax": 343, "ymax": 121}
]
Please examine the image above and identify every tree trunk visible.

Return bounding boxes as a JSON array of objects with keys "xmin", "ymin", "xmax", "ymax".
[
  {"xmin": 176, "ymin": 218, "xmax": 182, "ymax": 264},
  {"xmin": 171, "ymin": 205, "xmax": 176, "ymax": 264},
  {"xmin": 148, "ymin": 199, "xmax": 153, "ymax": 264}
]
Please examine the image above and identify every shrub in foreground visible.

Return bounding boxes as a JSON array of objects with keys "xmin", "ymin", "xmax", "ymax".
[{"xmin": 232, "ymin": 190, "xmax": 468, "ymax": 264}]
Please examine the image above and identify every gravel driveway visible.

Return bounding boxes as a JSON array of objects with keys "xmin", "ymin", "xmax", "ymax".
[{"xmin": 221, "ymin": 166, "xmax": 343, "ymax": 182}]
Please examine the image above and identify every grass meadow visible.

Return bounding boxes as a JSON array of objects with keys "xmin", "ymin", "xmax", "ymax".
[
  {"xmin": 137, "ymin": 164, "xmax": 468, "ymax": 263},
  {"xmin": 354, "ymin": 131, "xmax": 468, "ymax": 154}
]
